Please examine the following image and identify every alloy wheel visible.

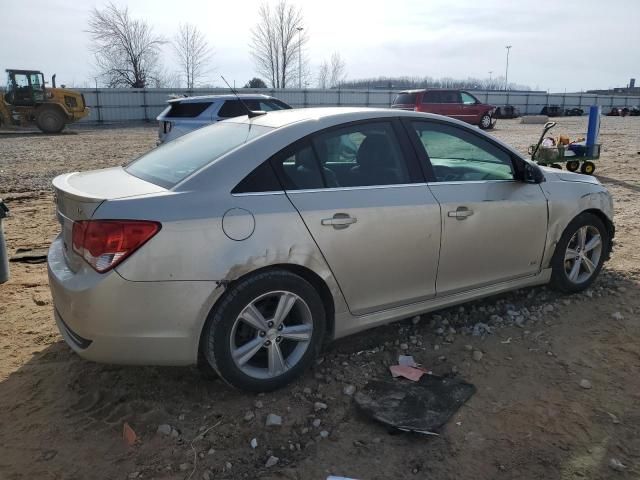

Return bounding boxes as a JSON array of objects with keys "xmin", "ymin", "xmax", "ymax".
[
  {"xmin": 564, "ymin": 225, "xmax": 603, "ymax": 284},
  {"xmin": 229, "ymin": 291, "xmax": 313, "ymax": 379}
]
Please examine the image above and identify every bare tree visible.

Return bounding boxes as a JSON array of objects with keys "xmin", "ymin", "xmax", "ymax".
[
  {"xmin": 87, "ymin": 2, "xmax": 166, "ymax": 88},
  {"xmin": 250, "ymin": 0, "xmax": 308, "ymax": 88},
  {"xmin": 173, "ymin": 23, "xmax": 212, "ymax": 88},
  {"xmin": 329, "ymin": 52, "xmax": 347, "ymax": 88},
  {"xmin": 317, "ymin": 60, "xmax": 329, "ymax": 89}
]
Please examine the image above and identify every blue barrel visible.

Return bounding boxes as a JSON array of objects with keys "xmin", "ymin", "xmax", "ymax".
[{"xmin": 586, "ymin": 105, "xmax": 601, "ymax": 157}]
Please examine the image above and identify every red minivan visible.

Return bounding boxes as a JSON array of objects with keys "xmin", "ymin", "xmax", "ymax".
[{"xmin": 392, "ymin": 89, "xmax": 496, "ymax": 129}]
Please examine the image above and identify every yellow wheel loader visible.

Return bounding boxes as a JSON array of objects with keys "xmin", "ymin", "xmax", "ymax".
[{"xmin": 0, "ymin": 69, "xmax": 89, "ymax": 133}]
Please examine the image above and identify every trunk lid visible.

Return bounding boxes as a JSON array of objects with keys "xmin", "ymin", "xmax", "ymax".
[{"xmin": 52, "ymin": 167, "xmax": 166, "ymax": 271}]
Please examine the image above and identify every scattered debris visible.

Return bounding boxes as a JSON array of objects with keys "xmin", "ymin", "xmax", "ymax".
[
  {"xmin": 265, "ymin": 455, "xmax": 279, "ymax": 468},
  {"xmin": 343, "ymin": 384, "xmax": 356, "ymax": 396},
  {"xmin": 179, "ymin": 463, "xmax": 191, "ymax": 471},
  {"xmin": 244, "ymin": 410, "xmax": 255, "ymax": 421},
  {"xmin": 319, "ymin": 430, "xmax": 330, "ymax": 439},
  {"xmin": 607, "ymin": 412, "xmax": 621, "ymax": 424},
  {"xmin": 122, "ymin": 422, "xmax": 137, "ymax": 446},
  {"xmin": 312, "ymin": 419, "xmax": 321, "ymax": 428},
  {"xmin": 473, "ymin": 322, "xmax": 492, "ymax": 336},
  {"xmin": 608, "ymin": 458, "xmax": 627, "ymax": 471},
  {"xmin": 411, "ymin": 315, "xmax": 421, "ymax": 325},
  {"xmin": 250, "ymin": 438, "xmax": 258, "ymax": 449},
  {"xmin": 611, "ymin": 312, "xmax": 624, "ymax": 320},
  {"xmin": 398, "ymin": 355, "xmax": 417, "ymax": 367},
  {"xmin": 186, "ymin": 420, "xmax": 222, "ymax": 480},
  {"xmin": 579, "ymin": 379, "xmax": 592, "ymax": 389},
  {"xmin": 265, "ymin": 413, "xmax": 282, "ymax": 427},
  {"xmin": 9, "ymin": 247, "xmax": 48, "ymax": 264},
  {"xmin": 501, "ymin": 337, "xmax": 512, "ymax": 344},
  {"xmin": 157, "ymin": 424, "xmax": 173, "ymax": 436},
  {"xmin": 354, "ymin": 376, "xmax": 476, "ymax": 435},
  {"xmin": 314, "ymin": 402, "xmax": 328, "ymax": 412},
  {"xmin": 254, "ymin": 400, "xmax": 264, "ymax": 409},
  {"xmin": 472, "ymin": 350, "xmax": 484, "ymax": 362},
  {"xmin": 389, "ymin": 364, "xmax": 426, "ymax": 382}
]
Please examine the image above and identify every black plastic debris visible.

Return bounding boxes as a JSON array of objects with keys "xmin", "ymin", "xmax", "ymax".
[
  {"xmin": 354, "ymin": 375, "xmax": 476, "ymax": 435},
  {"xmin": 10, "ymin": 247, "xmax": 49, "ymax": 264}
]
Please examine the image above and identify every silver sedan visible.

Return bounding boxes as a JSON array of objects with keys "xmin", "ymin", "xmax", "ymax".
[{"xmin": 48, "ymin": 108, "xmax": 614, "ymax": 391}]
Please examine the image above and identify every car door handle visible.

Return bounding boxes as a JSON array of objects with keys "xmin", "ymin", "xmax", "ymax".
[
  {"xmin": 448, "ymin": 207, "xmax": 474, "ymax": 220},
  {"xmin": 321, "ymin": 214, "xmax": 357, "ymax": 229}
]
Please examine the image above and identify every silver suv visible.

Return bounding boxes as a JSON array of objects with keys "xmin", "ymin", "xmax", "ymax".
[{"xmin": 156, "ymin": 94, "xmax": 291, "ymax": 144}]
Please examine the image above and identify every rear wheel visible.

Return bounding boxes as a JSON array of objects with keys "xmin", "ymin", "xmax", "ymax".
[
  {"xmin": 202, "ymin": 270, "xmax": 326, "ymax": 392},
  {"xmin": 36, "ymin": 107, "xmax": 66, "ymax": 133},
  {"xmin": 550, "ymin": 213, "xmax": 609, "ymax": 293},
  {"xmin": 566, "ymin": 160, "xmax": 580, "ymax": 172},
  {"xmin": 479, "ymin": 113, "xmax": 492, "ymax": 129},
  {"xmin": 580, "ymin": 161, "xmax": 596, "ymax": 175}
]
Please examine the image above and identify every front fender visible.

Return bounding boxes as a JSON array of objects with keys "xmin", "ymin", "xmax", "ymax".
[{"xmin": 540, "ymin": 180, "xmax": 614, "ymax": 267}]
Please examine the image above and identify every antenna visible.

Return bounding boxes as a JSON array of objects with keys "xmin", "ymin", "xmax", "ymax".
[{"xmin": 220, "ymin": 76, "xmax": 265, "ymax": 118}]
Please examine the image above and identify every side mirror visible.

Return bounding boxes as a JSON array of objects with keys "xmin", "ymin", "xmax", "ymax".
[{"xmin": 524, "ymin": 162, "xmax": 545, "ymax": 184}]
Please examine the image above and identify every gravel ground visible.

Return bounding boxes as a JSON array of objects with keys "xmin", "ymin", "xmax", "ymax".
[{"xmin": 1, "ymin": 117, "xmax": 639, "ymax": 480}]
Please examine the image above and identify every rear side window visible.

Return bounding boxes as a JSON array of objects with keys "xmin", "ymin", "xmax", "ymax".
[
  {"xmin": 393, "ymin": 93, "xmax": 417, "ymax": 105},
  {"xmin": 422, "ymin": 91, "xmax": 441, "ymax": 103},
  {"xmin": 126, "ymin": 123, "xmax": 273, "ymax": 188},
  {"xmin": 270, "ymin": 144, "xmax": 325, "ymax": 190},
  {"xmin": 166, "ymin": 101, "xmax": 212, "ymax": 118},
  {"xmin": 440, "ymin": 91, "xmax": 461, "ymax": 103},
  {"xmin": 232, "ymin": 161, "xmax": 282, "ymax": 193},
  {"xmin": 218, "ymin": 100, "xmax": 250, "ymax": 118}
]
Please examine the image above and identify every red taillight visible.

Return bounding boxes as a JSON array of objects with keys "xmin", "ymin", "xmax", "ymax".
[{"xmin": 72, "ymin": 220, "xmax": 161, "ymax": 273}]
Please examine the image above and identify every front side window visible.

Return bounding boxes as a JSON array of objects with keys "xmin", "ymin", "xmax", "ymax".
[
  {"xmin": 411, "ymin": 122, "xmax": 514, "ymax": 182},
  {"xmin": 312, "ymin": 122, "xmax": 410, "ymax": 187},
  {"xmin": 461, "ymin": 92, "xmax": 477, "ymax": 105},
  {"xmin": 126, "ymin": 123, "xmax": 273, "ymax": 188},
  {"xmin": 270, "ymin": 144, "xmax": 325, "ymax": 190}
]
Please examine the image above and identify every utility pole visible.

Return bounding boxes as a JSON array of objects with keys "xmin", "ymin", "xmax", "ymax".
[
  {"xmin": 296, "ymin": 27, "xmax": 304, "ymax": 89},
  {"xmin": 505, "ymin": 45, "xmax": 512, "ymax": 90}
]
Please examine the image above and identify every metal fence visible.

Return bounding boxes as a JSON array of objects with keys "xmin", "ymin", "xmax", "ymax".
[{"xmin": 76, "ymin": 87, "xmax": 640, "ymax": 123}]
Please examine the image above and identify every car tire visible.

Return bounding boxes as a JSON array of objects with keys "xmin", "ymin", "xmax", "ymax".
[
  {"xmin": 550, "ymin": 213, "xmax": 609, "ymax": 293},
  {"xmin": 479, "ymin": 113, "xmax": 492, "ymax": 130},
  {"xmin": 201, "ymin": 269, "xmax": 326, "ymax": 392},
  {"xmin": 36, "ymin": 107, "xmax": 66, "ymax": 134}
]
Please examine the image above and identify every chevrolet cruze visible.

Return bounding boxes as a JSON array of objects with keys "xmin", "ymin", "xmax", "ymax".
[{"xmin": 48, "ymin": 107, "xmax": 614, "ymax": 391}]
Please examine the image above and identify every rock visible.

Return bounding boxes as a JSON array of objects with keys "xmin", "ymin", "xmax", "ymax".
[
  {"xmin": 473, "ymin": 323, "xmax": 492, "ymax": 336},
  {"xmin": 128, "ymin": 472, "xmax": 140, "ymax": 479},
  {"xmin": 314, "ymin": 402, "xmax": 328, "ymax": 412},
  {"xmin": 312, "ymin": 418, "xmax": 321, "ymax": 428},
  {"xmin": 224, "ymin": 462, "xmax": 232, "ymax": 470},
  {"xmin": 266, "ymin": 413, "xmax": 283, "ymax": 427},
  {"xmin": 254, "ymin": 400, "xmax": 264, "ymax": 409},
  {"xmin": 435, "ymin": 327, "xmax": 445, "ymax": 335},
  {"xmin": 244, "ymin": 410, "xmax": 255, "ymax": 421},
  {"xmin": 202, "ymin": 470, "xmax": 213, "ymax": 480},
  {"xmin": 372, "ymin": 437, "xmax": 382, "ymax": 444},
  {"xmin": 178, "ymin": 413, "xmax": 185, "ymax": 421},
  {"xmin": 265, "ymin": 456, "xmax": 279, "ymax": 468},
  {"xmin": 250, "ymin": 438, "xmax": 258, "ymax": 449},
  {"xmin": 301, "ymin": 427, "xmax": 309, "ymax": 434},
  {"xmin": 302, "ymin": 387, "xmax": 312, "ymax": 395},
  {"xmin": 611, "ymin": 312, "xmax": 624, "ymax": 320},
  {"xmin": 343, "ymin": 385, "xmax": 356, "ymax": 396},
  {"xmin": 399, "ymin": 343, "xmax": 409, "ymax": 351},
  {"xmin": 472, "ymin": 350, "xmax": 484, "ymax": 362},
  {"xmin": 444, "ymin": 334, "xmax": 455, "ymax": 343},
  {"xmin": 464, "ymin": 344, "xmax": 473, "ymax": 351},
  {"xmin": 170, "ymin": 428, "xmax": 179, "ymax": 438},
  {"xmin": 179, "ymin": 463, "xmax": 191, "ymax": 471},
  {"xmin": 411, "ymin": 316, "xmax": 421, "ymax": 325},
  {"xmin": 579, "ymin": 379, "xmax": 592, "ymax": 389},
  {"xmin": 609, "ymin": 458, "xmax": 627, "ymax": 471},
  {"xmin": 319, "ymin": 430, "xmax": 330, "ymax": 438},
  {"xmin": 207, "ymin": 448, "xmax": 215, "ymax": 455},
  {"xmin": 157, "ymin": 424, "xmax": 173, "ymax": 436}
]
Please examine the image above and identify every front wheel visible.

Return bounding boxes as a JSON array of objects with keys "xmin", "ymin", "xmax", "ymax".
[
  {"xmin": 201, "ymin": 270, "xmax": 326, "ymax": 392},
  {"xmin": 36, "ymin": 108, "xmax": 66, "ymax": 133},
  {"xmin": 550, "ymin": 213, "xmax": 609, "ymax": 293},
  {"xmin": 479, "ymin": 113, "xmax": 493, "ymax": 129}
]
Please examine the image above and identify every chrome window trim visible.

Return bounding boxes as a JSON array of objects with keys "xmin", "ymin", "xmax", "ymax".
[
  {"xmin": 426, "ymin": 179, "xmax": 516, "ymax": 186},
  {"xmin": 231, "ymin": 191, "xmax": 286, "ymax": 197}
]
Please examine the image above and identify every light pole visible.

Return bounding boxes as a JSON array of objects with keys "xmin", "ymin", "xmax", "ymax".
[
  {"xmin": 296, "ymin": 27, "xmax": 304, "ymax": 89},
  {"xmin": 488, "ymin": 71, "xmax": 493, "ymax": 88},
  {"xmin": 504, "ymin": 45, "xmax": 512, "ymax": 90}
]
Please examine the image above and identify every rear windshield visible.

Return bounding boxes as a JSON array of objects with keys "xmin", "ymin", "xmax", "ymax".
[
  {"xmin": 392, "ymin": 93, "xmax": 417, "ymax": 105},
  {"xmin": 126, "ymin": 123, "xmax": 273, "ymax": 188},
  {"xmin": 165, "ymin": 101, "xmax": 213, "ymax": 118}
]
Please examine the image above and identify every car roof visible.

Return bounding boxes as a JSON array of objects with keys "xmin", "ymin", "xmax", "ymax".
[
  {"xmin": 223, "ymin": 106, "xmax": 459, "ymax": 129},
  {"xmin": 168, "ymin": 94, "xmax": 276, "ymax": 103}
]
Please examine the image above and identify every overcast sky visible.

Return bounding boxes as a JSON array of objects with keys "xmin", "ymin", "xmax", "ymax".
[{"xmin": 1, "ymin": 0, "xmax": 638, "ymax": 92}]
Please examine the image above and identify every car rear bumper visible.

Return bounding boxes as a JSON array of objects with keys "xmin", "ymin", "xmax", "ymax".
[{"xmin": 47, "ymin": 235, "xmax": 222, "ymax": 366}]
